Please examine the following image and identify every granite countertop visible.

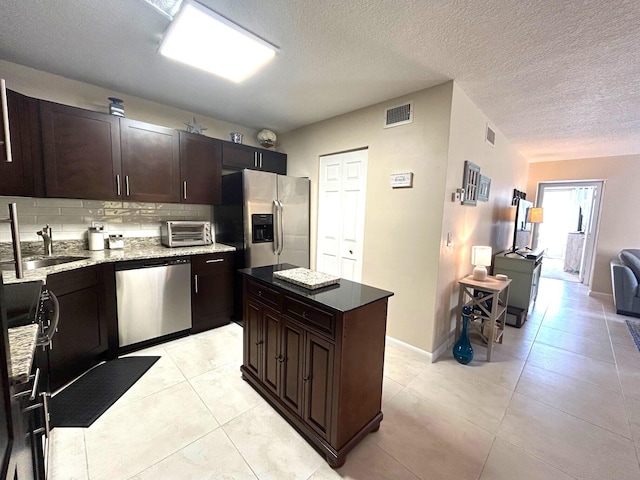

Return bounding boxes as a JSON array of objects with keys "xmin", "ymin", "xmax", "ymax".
[
  {"xmin": 240, "ymin": 264, "xmax": 394, "ymax": 313},
  {"xmin": 7, "ymin": 324, "xmax": 39, "ymax": 385},
  {"xmin": 273, "ymin": 267, "xmax": 340, "ymax": 289},
  {"xmin": 2, "ymin": 242, "xmax": 235, "ymax": 284}
]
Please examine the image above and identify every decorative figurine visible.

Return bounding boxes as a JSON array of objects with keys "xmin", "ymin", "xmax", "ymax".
[{"xmin": 184, "ymin": 117, "xmax": 206, "ymax": 134}]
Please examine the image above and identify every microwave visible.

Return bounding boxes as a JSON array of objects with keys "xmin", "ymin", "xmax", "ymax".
[{"xmin": 161, "ymin": 221, "xmax": 213, "ymax": 247}]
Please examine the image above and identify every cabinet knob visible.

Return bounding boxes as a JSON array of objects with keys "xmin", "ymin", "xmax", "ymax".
[
  {"xmin": 303, "ymin": 375, "xmax": 311, "ymax": 381},
  {"xmin": 302, "ymin": 311, "xmax": 307, "ymax": 318},
  {"xmin": 255, "ymin": 340, "xmax": 263, "ymax": 345},
  {"xmin": 258, "ymin": 290, "xmax": 263, "ymax": 297}
]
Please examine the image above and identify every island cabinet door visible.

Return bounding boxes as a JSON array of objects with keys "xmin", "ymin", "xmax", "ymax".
[
  {"xmin": 243, "ymin": 299, "xmax": 263, "ymax": 379},
  {"xmin": 303, "ymin": 332, "xmax": 334, "ymax": 440},
  {"xmin": 280, "ymin": 319, "xmax": 304, "ymax": 415},
  {"xmin": 262, "ymin": 309, "xmax": 281, "ymax": 396}
]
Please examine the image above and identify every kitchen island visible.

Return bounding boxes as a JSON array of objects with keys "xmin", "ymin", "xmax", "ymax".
[{"xmin": 239, "ymin": 264, "xmax": 393, "ymax": 468}]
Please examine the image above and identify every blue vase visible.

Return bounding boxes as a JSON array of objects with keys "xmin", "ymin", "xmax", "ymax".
[{"xmin": 453, "ymin": 305, "xmax": 474, "ymax": 364}]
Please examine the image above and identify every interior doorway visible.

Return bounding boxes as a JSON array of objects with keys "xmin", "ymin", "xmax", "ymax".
[{"xmin": 534, "ymin": 181, "xmax": 604, "ymax": 285}]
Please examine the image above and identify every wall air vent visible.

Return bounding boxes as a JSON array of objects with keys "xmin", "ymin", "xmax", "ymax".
[
  {"xmin": 485, "ymin": 124, "xmax": 496, "ymax": 147},
  {"xmin": 384, "ymin": 102, "xmax": 413, "ymax": 128}
]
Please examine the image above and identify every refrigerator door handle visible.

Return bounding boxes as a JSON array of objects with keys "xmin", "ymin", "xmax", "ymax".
[
  {"xmin": 277, "ymin": 200, "xmax": 284, "ymax": 255},
  {"xmin": 273, "ymin": 199, "xmax": 280, "ymax": 255}
]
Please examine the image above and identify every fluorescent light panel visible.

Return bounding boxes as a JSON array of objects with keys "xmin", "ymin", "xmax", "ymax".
[{"xmin": 159, "ymin": 0, "xmax": 277, "ymax": 82}]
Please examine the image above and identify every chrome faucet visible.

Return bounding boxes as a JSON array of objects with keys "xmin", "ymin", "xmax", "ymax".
[{"xmin": 37, "ymin": 224, "xmax": 53, "ymax": 256}]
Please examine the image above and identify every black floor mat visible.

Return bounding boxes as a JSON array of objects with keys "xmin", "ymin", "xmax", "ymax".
[{"xmin": 50, "ymin": 356, "xmax": 160, "ymax": 428}]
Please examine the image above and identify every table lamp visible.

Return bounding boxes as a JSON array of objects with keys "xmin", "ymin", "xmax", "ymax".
[
  {"xmin": 472, "ymin": 246, "xmax": 492, "ymax": 281},
  {"xmin": 526, "ymin": 207, "xmax": 544, "ymax": 224}
]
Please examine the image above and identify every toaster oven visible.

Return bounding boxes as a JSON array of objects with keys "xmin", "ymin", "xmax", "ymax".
[{"xmin": 161, "ymin": 221, "xmax": 213, "ymax": 247}]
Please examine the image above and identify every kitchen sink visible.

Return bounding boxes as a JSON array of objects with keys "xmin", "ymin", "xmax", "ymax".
[{"xmin": 1, "ymin": 256, "xmax": 87, "ymax": 271}]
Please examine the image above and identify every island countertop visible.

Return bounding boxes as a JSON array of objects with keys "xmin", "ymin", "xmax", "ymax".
[{"xmin": 239, "ymin": 263, "xmax": 393, "ymax": 313}]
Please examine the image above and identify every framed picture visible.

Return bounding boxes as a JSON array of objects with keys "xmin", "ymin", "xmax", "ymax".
[
  {"xmin": 478, "ymin": 175, "xmax": 491, "ymax": 202},
  {"xmin": 461, "ymin": 161, "xmax": 480, "ymax": 206}
]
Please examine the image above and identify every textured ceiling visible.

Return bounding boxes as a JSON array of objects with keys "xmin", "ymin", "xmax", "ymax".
[{"xmin": 0, "ymin": 0, "xmax": 638, "ymax": 162}]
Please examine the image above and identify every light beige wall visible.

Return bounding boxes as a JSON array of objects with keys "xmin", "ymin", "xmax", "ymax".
[
  {"xmin": 0, "ymin": 60, "xmax": 261, "ymax": 147},
  {"xmin": 432, "ymin": 84, "xmax": 529, "ymax": 352},
  {"xmin": 280, "ymin": 82, "xmax": 454, "ymax": 352},
  {"xmin": 527, "ymin": 155, "xmax": 640, "ymax": 294}
]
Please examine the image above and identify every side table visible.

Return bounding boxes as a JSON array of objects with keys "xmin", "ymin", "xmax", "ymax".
[{"xmin": 456, "ymin": 275, "xmax": 512, "ymax": 362}]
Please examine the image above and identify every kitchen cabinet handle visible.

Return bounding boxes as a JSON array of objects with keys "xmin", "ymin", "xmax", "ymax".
[
  {"xmin": 125, "ymin": 175, "xmax": 130, "ymax": 196},
  {"xmin": 42, "ymin": 392, "xmax": 50, "ymax": 438},
  {"xmin": 183, "ymin": 181, "xmax": 187, "ymax": 200},
  {"xmin": 194, "ymin": 274, "xmax": 198, "ymax": 293},
  {"xmin": 254, "ymin": 152, "xmax": 257, "ymax": 168},
  {"xmin": 260, "ymin": 152, "xmax": 263, "ymax": 169},
  {"xmin": 1, "ymin": 79, "xmax": 12, "ymax": 163},
  {"xmin": 13, "ymin": 368, "xmax": 40, "ymax": 400},
  {"xmin": 255, "ymin": 340, "xmax": 263, "ymax": 345},
  {"xmin": 303, "ymin": 375, "xmax": 310, "ymax": 381},
  {"xmin": 205, "ymin": 258, "xmax": 224, "ymax": 263},
  {"xmin": 29, "ymin": 368, "xmax": 40, "ymax": 401},
  {"xmin": 116, "ymin": 174, "xmax": 121, "ymax": 196},
  {"xmin": 258, "ymin": 290, "xmax": 263, "ymax": 297},
  {"xmin": 22, "ymin": 402, "xmax": 44, "ymax": 413}
]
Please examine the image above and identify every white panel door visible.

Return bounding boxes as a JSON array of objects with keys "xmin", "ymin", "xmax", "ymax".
[{"xmin": 317, "ymin": 149, "xmax": 368, "ymax": 282}]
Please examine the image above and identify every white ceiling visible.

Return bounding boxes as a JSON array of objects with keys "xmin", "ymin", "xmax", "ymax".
[{"xmin": 1, "ymin": 0, "xmax": 638, "ymax": 162}]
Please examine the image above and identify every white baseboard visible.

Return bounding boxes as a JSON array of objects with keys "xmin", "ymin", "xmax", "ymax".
[
  {"xmin": 589, "ymin": 291, "xmax": 612, "ymax": 301},
  {"xmin": 431, "ymin": 332, "xmax": 455, "ymax": 362},
  {"xmin": 385, "ymin": 333, "xmax": 455, "ymax": 363},
  {"xmin": 385, "ymin": 336, "xmax": 432, "ymax": 362}
]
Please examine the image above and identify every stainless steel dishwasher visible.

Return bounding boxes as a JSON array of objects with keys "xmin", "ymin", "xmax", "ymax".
[{"xmin": 115, "ymin": 256, "xmax": 192, "ymax": 348}]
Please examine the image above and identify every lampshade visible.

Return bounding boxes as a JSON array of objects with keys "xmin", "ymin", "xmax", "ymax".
[
  {"xmin": 526, "ymin": 207, "xmax": 544, "ymax": 224},
  {"xmin": 471, "ymin": 246, "xmax": 492, "ymax": 281},
  {"xmin": 472, "ymin": 246, "xmax": 492, "ymax": 266}
]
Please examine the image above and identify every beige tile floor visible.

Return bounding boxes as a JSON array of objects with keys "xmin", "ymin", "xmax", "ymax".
[{"xmin": 49, "ymin": 277, "xmax": 640, "ymax": 479}]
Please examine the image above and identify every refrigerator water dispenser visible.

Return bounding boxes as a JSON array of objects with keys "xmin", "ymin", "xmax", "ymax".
[{"xmin": 252, "ymin": 214, "xmax": 274, "ymax": 243}]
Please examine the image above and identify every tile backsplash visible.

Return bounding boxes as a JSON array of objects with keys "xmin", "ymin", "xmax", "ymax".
[{"xmin": 0, "ymin": 196, "xmax": 213, "ymax": 242}]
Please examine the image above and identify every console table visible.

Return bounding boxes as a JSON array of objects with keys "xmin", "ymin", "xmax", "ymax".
[
  {"xmin": 493, "ymin": 251, "xmax": 543, "ymax": 319},
  {"xmin": 457, "ymin": 275, "xmax": 511, "ymax": 362}
]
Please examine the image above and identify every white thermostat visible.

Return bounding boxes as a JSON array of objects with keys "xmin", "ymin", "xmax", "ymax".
[{"xmin": 390, "ymin": 172, "xmax": 413, "ymax": 188}]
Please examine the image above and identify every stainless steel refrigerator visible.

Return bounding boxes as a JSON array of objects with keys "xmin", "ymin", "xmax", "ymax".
[{"xmin": 214, "ymin": 169, "xmax": 310, "ymax": 319}]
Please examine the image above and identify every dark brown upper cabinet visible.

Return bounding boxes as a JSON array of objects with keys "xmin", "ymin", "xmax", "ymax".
[
  {"xmin": 41, "ymin": 100, "xmax": 122, "ymax": 200},
  {"xmin": 120, "ymin": 118, "xmax": 180, "ymax": 203},
  {"xmin": 179, "ymin": 131, "xmax": 222, "ymax": 205},
  {"xmin": 222, "ymin": 141, "xmax": 286, "ymax": 175},
  {"xmin": 0, "ymin": 89, "xmax": 44, "ymax": 197}
]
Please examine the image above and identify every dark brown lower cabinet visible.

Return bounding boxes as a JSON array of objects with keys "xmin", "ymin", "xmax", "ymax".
[
  {"xmin": 191, "ymin": 252, "xmax": 233, "ymax": 333},
  {"xmin": 45, "ymin": 265, "xmax": 109, "ymax": 391},
  {"xmin": 241, "ymin": 276, "xmax": 388, "ymax": 468}
]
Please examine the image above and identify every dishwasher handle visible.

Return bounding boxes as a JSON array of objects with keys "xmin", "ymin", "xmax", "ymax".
[{"xmin": 142, "ymin": 262, "xmax": 169, "ymax": 268}]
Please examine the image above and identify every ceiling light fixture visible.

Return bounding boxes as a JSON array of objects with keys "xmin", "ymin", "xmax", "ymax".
[
  {"xmin": 159, "ymin": 0, "xmax": 278, "ymax": 83},
  {"xmin": 142, "ymin": 0, "xmax": 183, "ymax": 20}
]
